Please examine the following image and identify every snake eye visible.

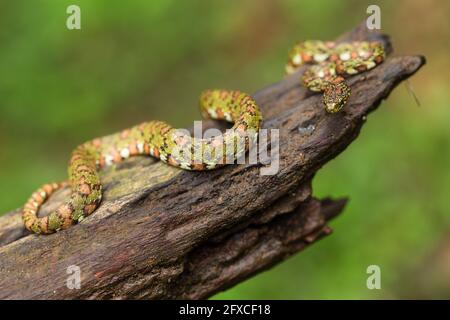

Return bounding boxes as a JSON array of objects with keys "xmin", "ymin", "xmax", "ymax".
[{"xmin": 323, "ymin": 81, "xmax": 351, "ymax": 113}]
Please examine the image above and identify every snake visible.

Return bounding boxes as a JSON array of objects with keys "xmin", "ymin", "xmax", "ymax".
[
  {"xmin": 286, "ymin": 40, "xmax": 385, "ymax": 113},
  {"xmin": 22, "ymin": 40, "xmax": 385, "ymax": 235},
  {"xmin": 22, "ymin": 89, "xmax": 262, "ymax": 234}
]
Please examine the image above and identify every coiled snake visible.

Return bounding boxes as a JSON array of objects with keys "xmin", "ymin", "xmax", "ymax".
[
  {"xmin": 22, "ymin": 40, "xmax": 384, "ymax": 234},
  {"xmin": 286, "ymin": 40, "xmax": 385, "ymax": 113}
]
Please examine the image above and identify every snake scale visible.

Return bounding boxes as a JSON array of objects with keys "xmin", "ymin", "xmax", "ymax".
[{"xmin": 22, "ymin": 40, "xmax": 384, "ymax": 234}]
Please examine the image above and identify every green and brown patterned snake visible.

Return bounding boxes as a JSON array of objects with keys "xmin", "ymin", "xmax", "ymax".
[{"xmin": 22, "ymin": 40, "xmax": 384, "ymax": 234}]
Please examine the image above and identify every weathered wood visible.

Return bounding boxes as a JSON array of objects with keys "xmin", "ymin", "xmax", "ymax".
[{"xmin": 0, "ymin": 23, "xmax": 425, "ymax": 299}]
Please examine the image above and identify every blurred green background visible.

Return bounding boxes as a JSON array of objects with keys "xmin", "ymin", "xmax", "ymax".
[{"xmin": 1, "ymin": 0, "xmax": 449, "ymax": 299}]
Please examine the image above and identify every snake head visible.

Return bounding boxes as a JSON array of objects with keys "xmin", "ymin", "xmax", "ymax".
[{"xmin": 323, "ymin": 81, "xmax": 351, "ymax": 113}]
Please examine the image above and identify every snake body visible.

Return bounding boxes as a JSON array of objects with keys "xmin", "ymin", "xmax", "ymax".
[
  {"xmin": 22, "ymin": 90, "xmax": 262, "ymax": 234},
  {"xmin": 286, "ymin": 40, "xmax": 385, "ymax": 113}
]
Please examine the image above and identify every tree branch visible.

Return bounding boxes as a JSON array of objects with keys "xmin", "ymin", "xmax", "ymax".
[{"xmin": 0, "ymin": 22, "xmax": 425, "ymax": 299}]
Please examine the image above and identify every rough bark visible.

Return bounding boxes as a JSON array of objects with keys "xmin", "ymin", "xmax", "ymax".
[{"xmin": 0, "ymin": 23, "xmax": 425, "ymax": 299}]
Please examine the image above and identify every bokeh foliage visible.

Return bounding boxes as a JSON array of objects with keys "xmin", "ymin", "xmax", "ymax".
[{"xmin": 0, "ymin": 0, "xmax": 449, "ymax": 299}]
